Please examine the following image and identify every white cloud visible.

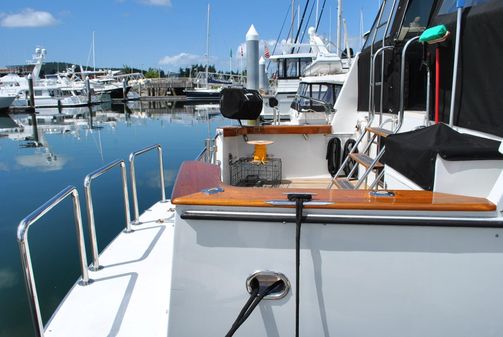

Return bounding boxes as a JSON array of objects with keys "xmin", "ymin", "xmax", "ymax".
[
  {"xmin": 1, "ymin": 9, "xmax": 57, "ymax": 28},
  {"xmin": 141, "ymin": 0, "xmax": 172, "ymax": 6},
  {"xmin": 159, "ymin": 53, "xmax": 206, "ymax": 66}
]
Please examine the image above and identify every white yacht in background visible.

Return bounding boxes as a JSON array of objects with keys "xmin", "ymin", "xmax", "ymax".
[
  {"xmin": 288, "ymin": 73, "xmax": 346, "ymax": 125},
  {"xmin": 0, "ymin": 48, "xmax": 91, "ymax": 108},
  {"xmin": 262, "ymin": 27, "xmax": 350, "ymax": 122}
]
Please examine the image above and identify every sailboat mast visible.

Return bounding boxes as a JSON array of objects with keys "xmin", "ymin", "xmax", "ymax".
[
  {"xmin": 291, "ymin": 0, "xmax": 295, "ymax": 40},
  {"xmin": 329, "ymin": 6, "xmax": 332, "ymax": 52},
  {"xmin": 92, "ymin": 31, "xmax": 96, "ymax": 73},
  {"xmin": 336, "ymin": 0, "xmax": 342, "ymax": 55},
  {"xmin": 205, "ymin": 3, "xmax": 210, "ymax": 89}
]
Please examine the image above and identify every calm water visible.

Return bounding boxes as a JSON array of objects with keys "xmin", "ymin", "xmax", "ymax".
[{"xmin": 0, "ymin": 100, "xmax": 231, "ymax": 337}]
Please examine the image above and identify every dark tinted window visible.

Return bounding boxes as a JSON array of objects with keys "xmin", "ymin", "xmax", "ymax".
[
  {"xmin": 397, "ymin": 0, "xmax": 436, "ymax": 40},
  {"xmin": 363, "ymin": 0, "xmax": 399, "ymax": 48},
  {"xmin": 439, "ymin": 0, "xmax": 493, "ymax": 15}
]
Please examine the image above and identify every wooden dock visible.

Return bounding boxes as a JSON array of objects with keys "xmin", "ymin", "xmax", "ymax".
[{"xmin": 140, "ymin": 77, "xmax": 193, "ymax": 97}]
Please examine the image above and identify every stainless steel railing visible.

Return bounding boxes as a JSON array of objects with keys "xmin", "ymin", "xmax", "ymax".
[
  {"xmin": 129, "ymin": 144, "xmax": 166, "ymax": 224},
  {"xmin": 397, "ymin": 35, "xmax": 422, "ymax": 133},
  {"xmin": 84, "ymin": 159, "xmax": 132, "ymax": 271},
  {"xmin": 17, "ymin": 186, "xmax": 91, "ymax": 337}
]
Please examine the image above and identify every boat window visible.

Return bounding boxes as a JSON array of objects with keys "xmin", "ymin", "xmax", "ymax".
[
  {"xmin": 35, "ymin": 90, "xmax": 42, "ymax": 96},
  {"xmin": 397, "ymin": 0, "xmax": 436, "ymax": 40},
  {"xmin": 363, "ymin": 0, "xmax": 399, "ymax": 48},
  {"xmin": 276, "ymin": 60, "xmax": 285, "ymax": 79},
  {"xmin": 438, "ymin": 0, "xmax": 493, "ymax": 15},
  {"xmin": 299, "ymin": 58, "xmax": 311, "ymax": 76},
  {"xmin": 297, "ymin": 83, "xmax": 309, "ymax": 97},
  {"xmin": 286, "ymin": 59, "xmax": 298, "ymax": 78}
]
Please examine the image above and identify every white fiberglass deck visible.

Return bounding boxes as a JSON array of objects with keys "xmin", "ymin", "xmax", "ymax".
[{"xmin": 45, "ymin": 201, "xmax": 175, "ymax": 337}]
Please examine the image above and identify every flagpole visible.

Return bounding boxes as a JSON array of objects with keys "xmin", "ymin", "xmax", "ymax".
[
  {"xmin": 229, "ymin": 49, "xmax": 232, "ymax": 74},
  {"xmin": 205, "ymin": 3, "xmax": 210, "ymax": 89}
]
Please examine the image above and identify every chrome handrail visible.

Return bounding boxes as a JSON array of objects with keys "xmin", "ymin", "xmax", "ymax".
[
  {"xmin": 129, "ymin": 144, "xmax": 166, "ymax": 224},
  {"xmin": 17, "ymin": 186, "xmax": 90, "ymax": 337},
  {"xmin": 397, "ymin": 36, "xmax": 421, "ymax": 133},
  {"xmin": 370, "ymin": 46, "xmax": 394, "ymax": 122},
  {"xmin": 84, "ymin": 159, "xmax": 132, "ymax": 271}
]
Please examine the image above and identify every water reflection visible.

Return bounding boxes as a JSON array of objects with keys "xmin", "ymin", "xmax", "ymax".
[
  {"xmin": 0, "ymin": 100, "xmax": 222, "ymax": 171},
  {"xmin": 0, "ymin": 99, "xmax": 228, "ymax": 337},
  {"xmin": 0, "ymin": 268, "xmax": 18, "ymax": 289}
]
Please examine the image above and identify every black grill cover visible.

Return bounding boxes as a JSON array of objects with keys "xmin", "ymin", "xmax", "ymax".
[
  {"xmin": 382, "ymin": 123, "xmax": 503, "ymax": 190},
  {"xmin": 219, "ymin": 88, "xmax": 263, "ymax": 120}
]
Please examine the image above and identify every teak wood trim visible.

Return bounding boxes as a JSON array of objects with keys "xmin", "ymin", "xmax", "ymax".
[
  {"xmin": 171, "ymin": 161, "xmax": 496, "ymax": 212},
  {"xmin": 171, "ymin": 161, "xmax": 222, "ymax": 200},
  {"xmin": 222, "ymin": 125, "xmax": 332, "ymax": 137}
]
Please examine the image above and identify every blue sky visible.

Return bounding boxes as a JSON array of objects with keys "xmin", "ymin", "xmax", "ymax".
[{"xmin": 0, "ymin": 0, "xmax": 380, "ymax": 72}]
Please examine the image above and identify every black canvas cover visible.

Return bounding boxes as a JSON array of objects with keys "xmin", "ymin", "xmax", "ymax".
[
  {"xmin": 382, "ymin": 123, "xmax": 503, "ymax": 190},
  {"xmin": 428, "ymin": 0, "xmax": 503, "ymax": 136},
  {"xmin": 219, "ymin": 88, "xmax": 263, "ymax": 120}
]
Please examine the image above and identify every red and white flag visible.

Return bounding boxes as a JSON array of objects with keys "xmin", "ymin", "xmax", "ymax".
[{"xmin": 264, "ymin": 42, "xmax": 270, "ymax": 59}]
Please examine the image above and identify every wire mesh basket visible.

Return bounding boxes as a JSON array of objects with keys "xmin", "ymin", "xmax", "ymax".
[{"xmin": 229, "ymin": 157, "xmax": 282, "ymax": 187}]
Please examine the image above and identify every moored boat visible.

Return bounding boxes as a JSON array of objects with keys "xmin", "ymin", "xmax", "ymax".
[{"xmin": 15, "ymin": 1, "xmax": 503, "ymax": 337}]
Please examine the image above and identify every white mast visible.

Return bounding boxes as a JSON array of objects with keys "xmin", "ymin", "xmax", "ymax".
[
  {"xmin": 329, "ymin": 6, "xmax": 332, "ymax": 52},
  {"xmin": 336, "ymin": 0, "xmax": 342, "ymax": 55},
  {"xmin": 92, "ymin": 31, "xmax": 96, "ymax": 73},
  {"xmin": 205, "ymin": 3, "xmax": 210, "ymax": 89},
  {"xmin": 344, "ymin": 18, "xmax": 351, "ymax": 66}
]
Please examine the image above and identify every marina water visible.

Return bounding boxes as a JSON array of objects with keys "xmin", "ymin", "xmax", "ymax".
[{"xmin": 0, "ymin": 101, "xmax": 230, "ymax": 336}]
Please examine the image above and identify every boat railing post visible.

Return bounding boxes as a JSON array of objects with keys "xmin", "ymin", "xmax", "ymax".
[
  {"xmin": 27, "ymin": 74, "xmax": 35, "ymax": 112},
  {"xmin": 85, "ymin": 76, "xmax": 92, "ymax": 106},
  {"xmin": 370, "ymin": 46, "xmax": 394, "ymax": 125},
  {"xmin": 397, "ymin": 36, "xmax": 421, "ymax": 133},
  {"xmin": 17, "ymin": 186, "xmax": 91, "ymax": 337},
  {"xmin": 129, "ymin": 144, "xmax": 166, "ymax": 225},
  {"xmin": 84, "ymin": 159, "xmax": 132, "ymax": 271}
]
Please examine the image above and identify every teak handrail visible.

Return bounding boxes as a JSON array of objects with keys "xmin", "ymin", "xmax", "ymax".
[
  {"xmin": 171, "ymin": 161, "xmax": 496, "ymax": 213},
  {"xmin": 222, "ymin": 125, "xmax": 332, "ymax": 137}
]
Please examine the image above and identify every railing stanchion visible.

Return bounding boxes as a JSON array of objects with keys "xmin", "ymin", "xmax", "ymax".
[
  {"xmin": 129, "ymin": 144, "xmax": 166, "ymax": 225},
  {"xmin": 84, "ymin": 159, "xmax": 133, "ymax": 271},
  {"xmin": 17, "ymin": 186, "xmax": 91, "ymax": 337}
]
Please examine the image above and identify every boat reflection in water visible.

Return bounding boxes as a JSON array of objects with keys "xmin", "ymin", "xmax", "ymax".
[{"xmin": 0, "ymin": 99, "xmax": 230, "ymax": 337}]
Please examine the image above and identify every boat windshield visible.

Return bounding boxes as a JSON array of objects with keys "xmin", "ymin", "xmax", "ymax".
[
  {"xmin": 293, "ymin": 82, "xmax": 342, "ymax": 112},
  {"xmin": 363, "ymin": 0, "xmax": 399, "ymax": 49},
  {"xmin": 397, "ymin": 0, "xmax": 436, "ymax": 40},
  {"xmin": 274, "ymin": 57, "xmax": 313, "ymax": 79}
]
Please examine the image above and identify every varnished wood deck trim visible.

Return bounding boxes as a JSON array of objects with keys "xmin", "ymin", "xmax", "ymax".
[
  {"xmin": 222, "ymin": 125, "xmax": 332, "ymax": 137},
  {"xmin": 173, "ymin": 187, "xmax": 495, "ymax": 212},
  {"xmin": 171, "ymin": 161, "xmax": 222, "ymax": 200},
  {"xmin": 171, "ymin": 161, "xmax": 496, "ymax": 212}
]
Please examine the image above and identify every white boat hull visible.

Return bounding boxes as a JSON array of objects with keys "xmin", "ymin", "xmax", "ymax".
[{"xmin": 168, "ymin": 206, "xmax": 503, "ymax": 337}]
